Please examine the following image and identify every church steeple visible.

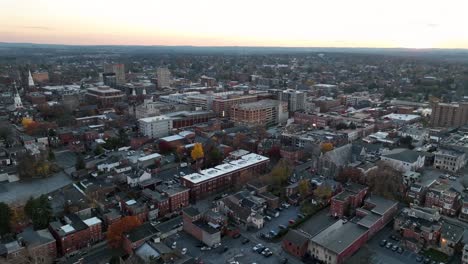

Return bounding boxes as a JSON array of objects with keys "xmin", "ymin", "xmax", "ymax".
[
  {"xmin": 28, "ymin": 70, "xmax": 35, "ymax": 87},
  {"xmin": 13, "ymin": 82, "xmax": 23, "ymax": 109}
]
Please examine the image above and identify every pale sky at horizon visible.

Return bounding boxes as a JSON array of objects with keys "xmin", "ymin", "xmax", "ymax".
[{"xmin": 1, "ymin": 0, "xmax": 468, "ymax": 49}]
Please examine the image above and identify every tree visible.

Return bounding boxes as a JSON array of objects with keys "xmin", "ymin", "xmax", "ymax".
[
  {"xmin": 399, "ymin": 136, "xmax": 414, "ymax": 149},
  {"xmin": 48, "ymin": 149, "xmax": 55, "ymax": 161},
  {"xmin": 298, "ymin": 180, "xmax": 310, "ymax": 198},
  {"xmin": 207, "ymin": 147, "xmax": 222, "ymax": 167},
  {"xmin": 24, "ymin": 195, "xmax": 52, "ymax": 230},
  {"xmin": 233, "ymin": 133, "xmax": 246, "ymax": 150},
  {"xmin": 94, "ymin": 145, "xmax": 104, "ymax": 156},
  {"xmin": 336, "ymin": 167, "xmax": 363, "ymax": 184},
  {"xmin": 75, "ymin": 154, "xmax": 85, "ymax": 170},
  {"xmin": 0, "ymin": 202, "xmax": 11, "ymax": 235},
  {"xmin": 270, "ymin": 159, "xmax": 291, "ymax": 186},
  {"xmin": 191, "ymin": 143, "xmax": 204, "ymax": 161},
  {"xmin": 365, "ymin": 162, "xmax": 405, "ymax": 201},
  {"xmin": 17, "ymin": 153, "xmax": 36, "ymax": 179},
  {"xmin": 320, "ymin": 142, "xmax": 334, "ymax": 153},
  {"xmin": 314, "ymin": 184, "xmax": 332, "ymax": 200},
  {"xmin": 267, "ymin": 146, "xmax": 282, "ymax": 162},
  {"xmin": 107, "ymin": 216, "xmax": 142, "ymax": 248},
  {"xmin": 336, "ymin": 122, "xmax": 348, "ymax": 130},
  {"xmin": 117, "ymin": 128, "xmax": 130, "ymax": 147}
]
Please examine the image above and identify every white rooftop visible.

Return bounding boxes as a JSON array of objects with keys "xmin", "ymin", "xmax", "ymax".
[
  {"xmin": 383, "ymin": 113, "xmax": 420, "ymax": 121},
  {"xmin": 60, "ymin": 224, "xmax": 75, "ymax": 234},
  {"xmin": 160, "ymin": 135, "xmax": 184, "ymax": 142},
  {"xmin": 139, "ymin": 115, "xmax": 171, "ymax": 123},
  {"xmin": 126, "ymin": 199, "xmax": 137, "ymax": 205},
  {"xmin": 83, "ymin": 217, "xmax": 102, "ymax": 226},
  {"xmin": 183, "ymin": 153, "xmax": 269, "ymax": 184},
  {"xmin": 138, "ymin": 153, "xmax": 162, "ymax": 162}
]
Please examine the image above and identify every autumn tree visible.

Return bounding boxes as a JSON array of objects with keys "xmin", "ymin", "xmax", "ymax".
[
  {"xmin": 314, "ymin": 184, "xmax": 332, "ymax": 200},
  {"xmin": 267, "ymin": 146, "xmax": 282, "ymax": 162},
  {"xmin": 0, "ymin": 202, "xmax": 11, "ymax": 235},
  {"xmin": 298, "ymin": 180, "xmax": 310, "ymax": 198},
  {"xmin": 320, "ymin": 142, "xmax": 334, "ymax": 153},
  {"xmin": 232, "ymin": 133, "xmax": 246, "ymax": 150},
  {"xmin": 336, "ymin": 167, "xmax": 364, "ymax": 184},
  {"xmin": 191, "ymin": 143, "xmax": 204, "ymax": 169},
  {"xmin": 365, "ymin": 161, "xmax": 405, "ymax": 201},
  {"xmin": 270, "ymin": 159, "xmax": 291, "ymax": 187},
  {"xmin": 107, "ymin": 216, "xmax": 142, "ymax": 248}
]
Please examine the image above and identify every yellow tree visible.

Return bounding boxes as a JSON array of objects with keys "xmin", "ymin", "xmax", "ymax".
[
  {"xmin": 298, "ymin": 179, "xmax": 310, "ymax": 198},
  {"xmin": 321, "ymin": 142, "xmax": 334, "ymax": 153},
  {"xmin": 21, "ymin": 117, "xmax": 34, "ymax": 128},
  {"xmin": 191, "ymin": 143, "xmax": 204, "ymax": 169},
  {"xmin": 314, "ymin": 184, "xmax": 332, "ymax": 200}
]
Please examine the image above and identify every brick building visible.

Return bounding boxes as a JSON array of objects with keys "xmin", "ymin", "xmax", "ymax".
[
  {"xmin": 212, "ymin": 94, "xmax": 257, "ymax": 117},
  {"xmin": 231, "ymin": 99, "xmax": 288, "ymax": 127},
  {"xmin": 282, "ymin": 230, "xmax": 310, "ymax": 258},
  {"xmin": 181, "ymin": 153, "xmax": 269, "ymax": 201},
  {"xmin": 18, "ymin": 228, "xmax": 57, "ymax": 264},
  {"xmin": 424, "ymin": 183, "xmax": 461, "ymax": 216},
  {"xmin": 85, "ymin": 86, "xmax": 124, "ymax": 108},
  {"xmin": 122, "ymin": 222, "xmax": 160, "ymax": 254},
  {"xmin": 49, "ymin": 215, "xmax": 102, "ymax": 256},
  {"xmin": 330, "ymin": 182, "xmax": 368, "ymax": 218},
  {"xmin": 182, "ymin": 207, "xmax": 222, "ymax": 247}
]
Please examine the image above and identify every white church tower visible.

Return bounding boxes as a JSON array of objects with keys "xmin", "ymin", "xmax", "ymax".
[
  {"xmin": 13, "ymin": 82, "xmax": 23, "ymax": 109},
  {"xmin": 28, "ymin": 70, "xmax": 35, "ymax": 87}
]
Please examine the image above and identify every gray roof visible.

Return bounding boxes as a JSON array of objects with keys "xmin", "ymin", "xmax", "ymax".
[
  {"xmin": 382, "ymin": 149, "xmax": 422, "ymax": 163},
  {"xmin": 18, "ymin": 227, "xmax": 55, "ymax": 248},
  {"xmin": 283, "ymin": 229, "xmax": 310, "ymax": 245},
  {"xmin": 365, "ymin": 195, "xmax": 398, "ymax": 216},
  {"xmin": 311, "ymin": 220, "xmax": 367, "ymax": 254}
]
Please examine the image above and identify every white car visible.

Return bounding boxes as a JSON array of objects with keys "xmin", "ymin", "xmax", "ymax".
[
  {"xmin": 171, "ymin": 242, "xmax": 177, "ymax": 249},
  {"xmin": 181, "ymin": 248, "xmax": 187, "ymax": 255}
]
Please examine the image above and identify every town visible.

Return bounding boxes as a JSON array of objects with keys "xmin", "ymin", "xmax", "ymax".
[{"xmin": 0, "ymin": 45, "xmax": 468, "ymax": 264}]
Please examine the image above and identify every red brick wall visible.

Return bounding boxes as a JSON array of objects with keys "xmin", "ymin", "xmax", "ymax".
[
  {"xmin": 282, "ymin": 239, "xmax": 308, "ymax": 258},
  {"xmin": 338, "ymin": 230, "xmax": 368, "ymax": 264},
  {"xmin": 330, "ymin": 198, "xmax": 347, "ymax": 217}
]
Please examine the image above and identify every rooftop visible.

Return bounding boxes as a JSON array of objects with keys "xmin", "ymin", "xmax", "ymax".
[{"xmin": 311, "ymin": 220, "xmax": 367, "ymax": 254}]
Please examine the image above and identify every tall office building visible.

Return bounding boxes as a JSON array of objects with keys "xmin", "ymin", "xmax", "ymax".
[
  {"xmin": 231, "ymin": 99, "xmax": 288, "ymax": 127},
  {"xmin": 430, "ymin": 102, "xmax": 468, "ymax": 127},
  {"xmin": 103, "ymin": 63, "xmax": 125, "ymax": 85},
  {"xmin": 102, "ymin": 73, "xmax": 117, "ymax": 88},
  {"xmin": 156, "ymin": 67, "xmax": 171, "ymax": 88}
]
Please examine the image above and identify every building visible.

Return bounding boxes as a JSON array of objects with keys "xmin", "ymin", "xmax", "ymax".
[
  {"xmin": 49, "ymin": 215, "xmax": 102, "ymax": 256},
  {"xmin": 139, "ymin": 115, "xmax": 173, "ymax": 138},
  {"xmin": 32, "ymin": 71, "xmax": 49, "ymax": 83},
  {"xmin": 431, "ymin": 102, "xmax": 468, "ymax": 127},
  {"xmin": 433, "ymin": 148, "xmax": 466, "ymax": 172},
  {"xmin": 463, "ymin": 244, "xmax": 468, "ymax": 264},
  {"xmin": 381, "ymin": 149, "xmax": 425, "ymax": 172},
  {"xmin": 156, "ymin": 67, "xmax": 171, "ymax": 88},
  {"xmin": 85, "ymin": 86, "xmax": 124, "ymax": 108},
  {"xmin": 330, "ymin": 182, "xmax": 368, "ymax": 218},
  {"xmin": 181, "ymin": 153, "xmax": 269, "ymax": 201},
  {"xmin": 460, "ymin": 196, "xmax": 468, "ymax": 222},
  {"xmin": 156, "ymin": 185, "xmax": 190, "ymax": 212},
  {"xmin": 424, "ymin": 183, "xmax": 461, "ymax": 216},
  {"xmin": 182, "ymin": 207, "xmax": 222, "ymax": 247},
  {"xmin": 270, "ymin": 89, "xmax": 306, "ymax": 112},
  {"xmin": 310, "ymin": 196, "xmax": 397, "ymax": 264},
  {"xmin": 200, "ymin": 75, "xmax": 216, "ymax": 87},
  {"xmin": 18, "ymin": 228, "xmax": 57, "ymax": 264},
  {"xmin": 231, "ymin": 99, "xmax": 288, "ymax": 127},
  {"xmin": 122, "ymin": 222, "xmax": 160, "ymax": 254},
  {"xmin": 212, "ymin": 94, "xmax": 257, "ymax": 117},
  {"xmin": 102, "ymin": 72, "xmax": 117, "ymax": 88},
  {"xmin": 103, "ymin": 63, "xmax": 125, "ymax": 84},
  {"xmin": 282, "ymin": 230, "xmax": 310, "ymax": 258}
]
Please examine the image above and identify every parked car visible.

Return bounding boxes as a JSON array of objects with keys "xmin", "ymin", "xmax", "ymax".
[
  {"xmin": 449, "ymin": 176, "xmax": 457, "ymax": 181},
  {"xmin": 281, "ymin": 258, "xmax": 288, "ymax": 264},
  {"xmin": 200, "ymin": 246, "xmax": 211, "ymax": 251},
  {"xmin": 181, "ymin": 248, "xmax": 187, "ymax": 255},
  {"xmin": 279, "ymin": 225, "xmax": 287, "ymax": 230},
  {"xmin": 379, "ymin": 240, "xmax": 387, "ymax": 247},
  {"xmin": 264, "ymin": 216, "xmax": 272, "ymax": 221},
  {"xmin": 269, "ymin": 230, "xmax": 278, "ymax": 237},
  {"xmin": 233, "ymin": 233, "xmax": 241, "ymax": 239},
  {"xmin": 392, "ymin": 245, "xmax": 398, "ymax": 251},
  {"xmin": 256, "ymin": 245, "xmax": 266, "ymax": 254},
  {"xmin": 253, "ymin": 244, "xmax": 264, "ymax": 252},
  {"xmin": 397, "ymin": 247, "xmax": 404, "ymax": 254},
  {"xmin": 385, "ymin": 242, "xmax": 392, "ymax": 249},
  {"xmin": 171, "ymin": 242, "xmax": 177, "ymax": 249},
  {"xmin": 242, "ymin": 238, "xmax": 250, "ymax": 244},
  {"xmin": 390, "ymin": 235, "xmax": 400, "ymax": 241},
  {"xmin": 297, "ymin": 213, "xmax": 305, "ymax": 219},
  {"xmin": 222, "ymin": 246, "xmax": 229, "ymax": 253},
  {"xmin": 416, "ymin": 255, "xmax": 423, "ymax": 262}
]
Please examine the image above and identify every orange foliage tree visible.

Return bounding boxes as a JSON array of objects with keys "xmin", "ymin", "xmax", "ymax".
[
  {"xmin": 320, "ymin": 142, "xmax": 334, "ymax": 153},
  {"xmin": 107, "ymin": 216, "xmax": 142, "ymax": 248}
]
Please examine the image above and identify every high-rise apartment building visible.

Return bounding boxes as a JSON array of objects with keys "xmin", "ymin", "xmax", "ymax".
[
  {"xmin": 430, "ymin": 102, "xmax": 468, "ymax": 127},
  {"xmin": 269, "ymin": 89, "xmax": 305, "ymax": 112},
  {"xmin": 212, "ymin": 94, "xmax": 258, "ymax": 117},
  {"xmin": 103, "ymin": 63, "xmax": 125, "ymax": 85},
  {"xmin": 156, "ymin": 67, "xmax": 171, "ymax": 88}
]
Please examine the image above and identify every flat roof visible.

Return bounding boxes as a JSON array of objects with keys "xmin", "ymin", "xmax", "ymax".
[
  {"xmin": 138, "ymin": 153, "xmax": 162, "ymax": 162},
  {"xmin": 160, "ymin": 135, "xmax": 184, "ymax": 142},
  {"xmin": 60, "ymin": 224, "xmax": 75, "ymax": 234},
  {"xmin": 139, "ymin": 115, "xmax": 171, "ymax": 123},
  {"xmin": 311, "ymin": 220, "xmax": 367, "ymax": 254},
  {"xmin": 83, "ymin": 217, "xmax": 102, "ymax": 226},
  {"xmin": 383, "ymin": 113, "xmax": 420, "ymax": 121},
  {"xmin": 183, "ymin": 153, "xmax": 268, "ymax": 184}
]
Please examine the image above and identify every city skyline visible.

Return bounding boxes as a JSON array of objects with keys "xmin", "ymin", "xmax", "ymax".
[{"xmin": 2, "ymin": 0, "xmax": 468, "ymax": 49}]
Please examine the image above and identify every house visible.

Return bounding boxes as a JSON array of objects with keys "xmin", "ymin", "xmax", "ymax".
[
  {"xmin": 460, "ymin": 196, "xmax": 468, "ymax": 222},
  {"xmin": 406, "ymin": 183, "xmax": 427, "ymax": 206},
  {"xmin": 0, "ymin": 240, "xmax": 26, "ymax": 263},
  {"xmin": 394, "ymin": 206, "xmax": 442, "ymax": 252},
  {"xmin": 381, "ymin": 149, "xmax": 425, "ymax": 172},
  {"xmin": 156, "ymin": 185, "xmax": 190, "ymax": 213},
  {"xmin": 424, "ymin": 183, "xmax": 461, "ymax": 216},
  {"xmin": 182, "ymin": 207, "xmax": 222, "ymax": 247},
  {"xmin": 282, "ymin": 229, "xmax": 310, "ymax": 258},
  {"xmin": 330, "ymin": 182, "xmax": 368, "ymax": 218},
  {"xmin": 433, "ymin": 148, "xmax": 466, "ymax": 172},
  {"xmin": 122, "ymin": 222, "xmax": 161, "ymax": 254},
  {"xmin": 126, "ymin": 170, "xmax": 152, "ymax": 187},
  {"xmin": 17, "ymin": 227, "xmax": 57, "ymax": 264}
]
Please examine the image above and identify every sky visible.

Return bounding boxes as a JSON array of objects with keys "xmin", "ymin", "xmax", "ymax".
[{"xmin": 1, "ymin": 0, "xmax": 468, "ymax": 49}]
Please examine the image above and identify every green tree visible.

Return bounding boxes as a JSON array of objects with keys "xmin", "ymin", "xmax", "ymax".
[
  {"xmin": 314, "ymin": 184, "xmax": 332, "ymax": 200},
  {"xmin": 118, "ymin": 128, "xmax": 130, "ymax": 147},
  {"xmin": 75, "ymin": 154, "xmax": 85, "ymax": 170},
  {"xmin": 270, "ymin": 159, "xmax": 291, "ymax": 186},
  {"xmin": 48, "ymin": 149, "xmax": 55, "ymax": 161},
  {"xmin": 24, "ymin": 195, "xmax": 52, "ymax": 230},
  {"xmin": 0, "ymin": 202, "xmax": 12, "ymax": 235},
  {"xmin": 94, "ymin": 145, "xmax": 104, "ymax": 156},
  {"xmin": 298, "ymin": 180, "xmax": 310, "ymax": 198}
]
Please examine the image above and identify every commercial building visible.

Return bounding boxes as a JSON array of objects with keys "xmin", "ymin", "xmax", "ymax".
[
  {"xmin": 270, "ymin": 89, "xmax": 306, "ymax": 112},
  {"xmin": 181, "ymin": 153, "xmax": 269, "ymax": 201},
  {"xmin": 330, "ymin": 182, "xmax": 368, "ymax": 218},
  {"xmin": 156, "ymin": 67, "xmax": 171, "ymax": 88},
  {"xmin": 381, "ymin": 149, "xmax": 425, "ymax": 172},
  {"xmin": 85, "ymin": 86, "xmax": 124, "ymax": 108},
  {"xmin": 103, "ymin": 63, "xmax": 125, "ymax": 84},
  {"xmin": 138, "ymin": 115, "xmax": 173, "ymax": 138},
  {"xmin": 433, "ymin": 148, "xmax": 466, "ymax": 172},
  {"xmin": 102, "ymin": 72, "xmax": 117, "ymax": 88},
  {"xmin": 182, "ymin": 207, "xmax": 223, "ymax": 247},
  {"xmin": 431, "ymin": 102, "xmax": 468, "ymax": 127},
  {"xmin": 212, "ymin": 94, "xmax": 258, "ymax": 117},
  {"xmin": 18, "ymin": 228, "xmax": 57, "ymax": 264},
  {"xmin": 231, "ymin": 99, "xmax": 288, "ymax": 127},
  {"xmin": 424, "ymin": 183, "xmax": 461, "ymax": 216}
]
